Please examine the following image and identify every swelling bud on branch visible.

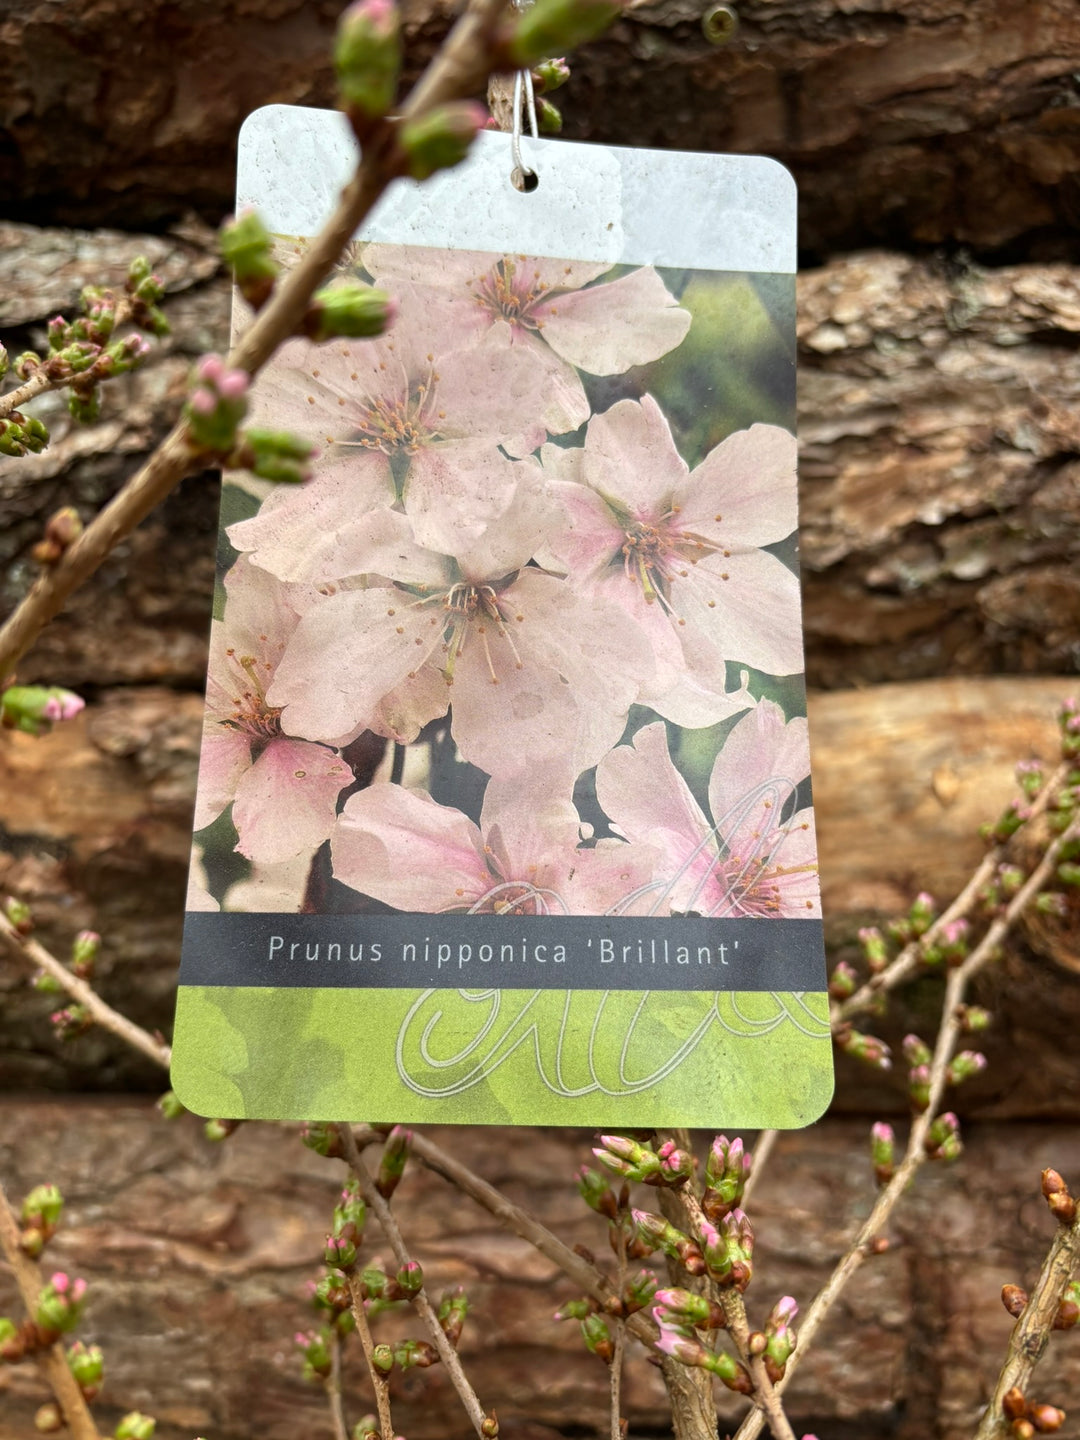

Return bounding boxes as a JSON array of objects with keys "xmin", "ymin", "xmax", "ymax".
[
  {"xmin": 1, "ymin": 686, "xmax": 84, "ymax": 736},
  {"xmin": 301, "ymin": 283, "xmax": 397, "ymax": 343},
  {"xmin": 335, "ymin": 0, "xmax": 402, "ymax": 130},
  {"xmin": 399, "ymin": 102, "xmax": 488, "ymax": 181},
  {"xmin": 184, "ymin": 355, "xmax": 250, "ymax": 452},
  {"xmin": 220, "ymin": 210, "xmax": 280, "ymax": 309},
  {"xmin": 501, "ymin": 0, "xmax": 622, "ymax": 69}
]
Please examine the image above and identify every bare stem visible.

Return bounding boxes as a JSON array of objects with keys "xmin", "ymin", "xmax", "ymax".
[
  {"xmin": 345, "ymin": 1269, "xmax": 395, "ymax": 1440},
  {"xmin": 835, "ymin": 759, "xmax": 1070, "ymax": 1023},
  {"xmin": 338, "ymin": 1126, "xmax": 491, "ymax": 1439},
  {"xmin": 669, "ymin": 1177, "xmax": 795, "ymax": 1440},
  {"xmin": 0, "ymin": 369, "xmax": 62, "ymax": 421},
  {"xmin": 0, "ymin": 0, "xmax": 509, "ymax": 690},
  {"xmin": 734, "ymin": 806, "xmax": 1080, "ymax": 1440},
  {"xmin": 0, "ymin": 909, "xmax": 171, "ymax": 1070},
  {"xmin": 610, "ymin": 1222, "xmax": 627, "ymax": 1440},
  {"xmin": 326, "ymin": 1330, "xmax": 350, "ymax": 1440},
  {"xmin": 976, "ymin": 1210, "xmax": 1080, "ymax": 1439},
  {"xmin": 740, "ymin": 1129, "xmax": 778, "ymax": 1208},
  {"xmin": 0, "ymin": 1175, "xmax": 104, "ymax": 1440}
]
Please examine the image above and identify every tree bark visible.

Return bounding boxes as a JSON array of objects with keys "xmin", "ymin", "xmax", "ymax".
[
  {"xmin": 0, "ymin": 1102, "xmax": 1076, "ymax": 1440},
  {"xmin": 1, "ymin": 1, "xmax": 1078, "ymax": 257}
]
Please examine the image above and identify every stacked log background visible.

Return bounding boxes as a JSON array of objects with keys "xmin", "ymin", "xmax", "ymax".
[{"xmin": 2, "ymin": 2, "xmax": 1080, "ymax": 1437}]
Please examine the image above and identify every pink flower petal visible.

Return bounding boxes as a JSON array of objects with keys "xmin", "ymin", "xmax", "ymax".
[
  {"xmin": 677, "ymin": 424, "xmax": 798, "ymax": 547},
  {"xmin": 194, "ymin": 725, "xmax": 252, "ymax": 832},
  {"xmin": 675, "ymin": 548, "xmax": 805, "ymax": 677},
  {"xmin": 583, "ymin": 396, "xmax": 689, "ymax": 518},
  {"xmin": 227, "ymin": 455, "xmax": 395, "ymax": 583},
  {"xmin": 535, "ymin": 267, "xmax": 691, "ymax": 375},
  {"xmin": 332, "ymin": 784, "xmax": 488, "ymax": 911},
  {"xmin": 232, "ymin": 738, "xmax": 351, "ymax": 865},
  {"xmin": 267, "ymin": 589, "xmax": 447, "ymax": 743}
]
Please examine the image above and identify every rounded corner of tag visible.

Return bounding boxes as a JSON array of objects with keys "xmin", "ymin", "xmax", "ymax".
[{"xmin": 237, "ymin": 103, "xmax": 292, "ymax": 152}]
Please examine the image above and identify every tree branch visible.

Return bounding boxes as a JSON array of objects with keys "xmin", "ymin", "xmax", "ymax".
[
  {"xmin": 345, "ymin": 1269, "xmax": 396, "ymax": 1440},
  {"xmin": 0, "ymin": 369, "xmax": 60, "ymax": 422},
  {"xmin": 338, "ymin": 1125, "xmax": 491, "ymax": 1439},
  {"xmin": 740, "ymin": 1130, "xmax": 778, "ymax": 1209},
  {"xmin": 975, "ymin": 1209, "xmax": 1080, "ymax": 1439},
  {"xmin": 834, "ymin": 759, "xmax": 1069, "ymax": 1024},
  {"xmin": 733, "ymin": 807, "xmax": 1080, "ymax": 1439},
  {"xmin": 326, "ymin": 1330, "xmax": 350, "ymax": 1440},
  {"xmin": 358, "ymin": 1125, "xmax": 659, "ymax": 1350},
  {"xmin": 0, "ymin": 1176, "xmax": 103, "ymax": 1440},
  {"xmin": 0, "ymin": 0, "xmax": 509, "ymax": 690},
  {"xmin": 0, "ymin": 909, "xmax": 171, "ymax": 1071}
]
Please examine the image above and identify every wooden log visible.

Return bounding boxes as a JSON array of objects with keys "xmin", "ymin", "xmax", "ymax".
[
  {"xmin": 0, "ymin": 1102, "xmax": 1076, "ymax": 1440},
  {"xmin": 1, "ymin": 675, "xmax": 1077, "ymax": 1119},
  {"xmin": 1, "ymin": 1, "xmax": 1078, "ymax": 256},
  {"xmin": 798, "ymin": 252, "xmax": 1080, "ymax": 686},
  {"xmin": 4, "ymin": 227, "xmax": 1080, "ymax": 687}
]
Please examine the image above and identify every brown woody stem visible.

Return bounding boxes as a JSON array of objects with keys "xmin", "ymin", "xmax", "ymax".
[
  {"xmin": 338, "ymin": 1125, "xmax": 491, "ymax": 1439},
  {"xmin": 0, "ymin": 1175, "xmax": 103, "ymax": 1440},
  {"xmin": 0, "ymin": 909, "xmax": 171, "ymax": 1070},
  {"xmin": 0, "ymin": 0, "xmax": 509, "ymax": 690}
]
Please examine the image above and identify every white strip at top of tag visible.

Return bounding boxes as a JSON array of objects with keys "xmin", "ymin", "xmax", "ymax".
[{"xmin": 238, "ymin": 104, "xmax": 796, "ymax": 274}]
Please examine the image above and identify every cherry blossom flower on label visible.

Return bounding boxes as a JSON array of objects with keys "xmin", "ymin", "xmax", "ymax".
[
  {"xmin": 542, "ymin": 395, "xmax": 802, "ymax": 727},
  {"xmin": 196, "ymin": 557, "xmax": 353, "ymax": 865},
  {"xmin": 595, "ymin": 703, "xmax": 821, "ymax": 919},
  {"xmin": 228, "ymin": 294, "xmax": 559, "ymax": 576},
  {"xmin": 265, "ymin": 499, "xmax": 654, "ymax": 781},
  {"xmin": 362, "ymin": 245, "xmax": 692, "ymax": 435},
  {"xmin": 332, "ymin": 768, "xmax": 656, "ymax": 915}
]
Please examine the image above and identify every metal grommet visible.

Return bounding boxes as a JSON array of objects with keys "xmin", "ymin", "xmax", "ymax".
[
  {"xmin": 702, "ymin": 4, "xmax": 739, "ymax": 44},
  {"xmin": 511, "ymin": 168, "xmax": 539, "ymax": 193}
]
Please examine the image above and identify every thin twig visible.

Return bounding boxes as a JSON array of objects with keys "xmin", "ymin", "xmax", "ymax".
[
  {"xmin": 362, "ymin": 1125, "xmax": 658, "ymax": 1349},
  {"xmin": 0, "ymin": 0, "xmax": 509, "ymax": 690},
  {"xmin": 0, "ymin": 909, "xmax": 171, "ymax": 1070},
  {"xmin": 0, "ymin": 1176, "xmax": 104, "ymax": 1440},
  {"xmin": 740, "ymin": 1130, "xmax": 778, "ymax": 1209},
  {"xmin": 345, "ymin": 1269, "xmax": 396, "ymax": 1440},
  {"xmin": 733, "ymin": 807, "xmax": 1080, "ymax": 1440},
  {"xmin": 721, "ymin": 1291, "xmax": 797, "ymax": 1440},
  {"xmin": 0, "ymin": 296, "xmax": 148, "ymax": 423},
  {"xmin": 834, "ymin": 759, "xmax": 1069, "ymax": 1023},
  {"xmin": 338, "ymin": 1125, "xmax": 491, "ymax": 1439},
  {"xmin": 610, "ymin": 1222, "xmax": 627, "ymax": 1440},
  {"xmin": 0, "ymin": 369, "xmax": 59, "ymax": 421},
  {"xmin": 975, "ymin": 1209, "xmax": 1080, "ymax": 1438},
  {"xmin": 326, "ymin": 1330, "xmax": 350, "ymax": 1440},
  {"xmin": 671, "ymin": 1179, "xmax": 795, "ymax": 1440}
]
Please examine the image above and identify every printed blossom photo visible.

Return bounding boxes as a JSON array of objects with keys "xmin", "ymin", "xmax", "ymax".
[{"xmin": 188, "ymin": 239, "xmax": 819, "ymax": 929}]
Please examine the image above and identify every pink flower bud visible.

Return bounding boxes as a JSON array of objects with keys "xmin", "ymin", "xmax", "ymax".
[
  {"xmin": 197, "ymin": 354, "xmax": 225, "ymax": 384},
  {"xmin": 218, "ymin": 369, "xmax": 250, "ymax": 400}
]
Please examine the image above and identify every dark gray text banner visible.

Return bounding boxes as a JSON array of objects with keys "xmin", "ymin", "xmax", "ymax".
[{"xmin": 180, "ymin": 913, "xmax": 826, "ymax": 992}]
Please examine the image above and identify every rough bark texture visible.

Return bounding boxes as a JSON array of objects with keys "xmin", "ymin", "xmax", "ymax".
[
  {"xmin": 2, "ymin": 1, "xmax": 1079, "ymax": 258},
  {"xmin": 2, "ymin": 10, "xmax": 1080, "ymax": 1430},
  {"xmin": 1, "ymin": 1105, "xmax": 1078, "ymax": 1440},
  {"xmin": 4, "ymin": 225, "xmax": 1080, "ymax": 690},
  {"xmin": 799, "ymin": 253, "xmax": 1080, "ymax": 687},
  {"xmin": 0, "ymin": 221, "xmax": 225, "ymax": 689},
  {"xmin": 1, "ymin": 674, "xmax": 1077, "ymax": 1116},
  {"xmin": 1, "ymin": 221, "xmax": 1079, "ymax": 1109}
]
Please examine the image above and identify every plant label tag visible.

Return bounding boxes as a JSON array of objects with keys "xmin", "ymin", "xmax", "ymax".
[{"xmin": 171, "ymin": 103, "xmax": 833, "ymax": 1127}]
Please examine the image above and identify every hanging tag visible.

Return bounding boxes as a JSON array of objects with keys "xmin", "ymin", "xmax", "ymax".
[{"xmin": 171, "ymin": 104, "xmax": 832, "ymax": 1128}]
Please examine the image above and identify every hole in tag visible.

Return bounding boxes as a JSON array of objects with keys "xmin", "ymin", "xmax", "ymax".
[{"xmin": 511, "ymin": 167, "xmax": 539, "ymax": 193}]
